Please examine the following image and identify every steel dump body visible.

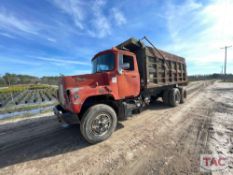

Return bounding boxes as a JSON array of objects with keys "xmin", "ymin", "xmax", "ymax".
[{"xmin": 117, "ymin": 38, "xmax": 188, "ymax": 90}]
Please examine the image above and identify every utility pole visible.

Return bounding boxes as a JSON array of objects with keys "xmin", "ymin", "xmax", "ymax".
[
  {"xmin": 220, "ymin": 65, "xmax": 223, "ymax": 74},
  {"xmin": 220, "ymin": 45, "xmax": 232, "ymax": 81}
]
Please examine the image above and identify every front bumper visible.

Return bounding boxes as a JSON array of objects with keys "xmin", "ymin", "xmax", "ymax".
[{"xmin": 53, "ymin": 105, "xmax": 80, "ymax": 124}]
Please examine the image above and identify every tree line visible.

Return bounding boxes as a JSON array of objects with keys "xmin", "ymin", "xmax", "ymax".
[
  {"xmin": 188, "ymin": 73, "xmax": 233, "ymax": 81},
  {"xmin": 0, "ymin": 73, "xmax": 59, "ymax": 86}
]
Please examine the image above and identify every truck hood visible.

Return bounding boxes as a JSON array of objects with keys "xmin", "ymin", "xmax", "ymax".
[{"xmin": 61, "ymin": 73, "xmax": 109, "ymax": 89}]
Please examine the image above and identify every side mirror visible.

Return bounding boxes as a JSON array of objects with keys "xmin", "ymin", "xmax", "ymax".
[
  {"xmin": 121, "ymin": 63, "xmax": 130, "ymax": 70},
  {"xmin": 118, "ymin": 54, "xmax": 130, "ymax": 74}
]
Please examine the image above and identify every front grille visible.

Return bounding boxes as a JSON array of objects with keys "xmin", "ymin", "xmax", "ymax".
[{"xmin": 66, "ymin": 89, "xmax": 71, "ymax": 102}]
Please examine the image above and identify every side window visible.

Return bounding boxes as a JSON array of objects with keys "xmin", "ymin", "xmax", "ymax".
[{"xmin": 123, "ymin": 55, "xmax": 134, "ymax": 71}]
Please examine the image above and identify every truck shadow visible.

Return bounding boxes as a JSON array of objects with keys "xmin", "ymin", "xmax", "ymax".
[
  {"xmin": 0, "ymin": 100, "xmax": 168, "ymax": 169},
  {"xmin": 0, "ymin": 116, "xmax": 125, "ymax": 169},
  {"xmin": 147, "ymin": 100, "xmax": 171, "ymax": 110},
  {"xmin": 0, "ymin": 100, "xmax": 167, "ymax": 169}
]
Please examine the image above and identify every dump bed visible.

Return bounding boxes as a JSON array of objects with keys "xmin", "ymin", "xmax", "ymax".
[{"xmin": 117, "ymin": 38, "xmax": 188, "ymax": 89}]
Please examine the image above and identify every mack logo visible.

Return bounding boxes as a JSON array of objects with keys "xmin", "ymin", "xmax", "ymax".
[{"xmin": 200, "ymin": 154, "xmax": 228, "ymax": 172}]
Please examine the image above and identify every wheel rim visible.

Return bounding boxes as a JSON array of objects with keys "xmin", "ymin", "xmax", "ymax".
[{"xmin": 91, "ymin": 113, "xmax": 112, "ymax": 136}]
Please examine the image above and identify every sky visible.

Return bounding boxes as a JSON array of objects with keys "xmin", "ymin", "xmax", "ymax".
[{"xmin": 0, "ymin": 0, "xmax": 232, "ymax": 77}]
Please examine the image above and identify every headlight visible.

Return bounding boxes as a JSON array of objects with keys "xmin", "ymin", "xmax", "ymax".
[
  {"xmin": 73, "ymin": 93, "xmax": 79, "ymax": 100},
  {"xmin": 71, "ymin": 88, "xmax": 80, "ymax": 100}
]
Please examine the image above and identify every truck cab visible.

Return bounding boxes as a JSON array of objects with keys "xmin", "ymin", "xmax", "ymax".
[{"xmin": 56, "ymin": 48, "xmax": 140, "ymax": 114}]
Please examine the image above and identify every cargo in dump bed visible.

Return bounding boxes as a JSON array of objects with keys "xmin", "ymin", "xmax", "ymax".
[{"xmin": 116, "ymin": 38, "xmax": 188, "ymax": 89}]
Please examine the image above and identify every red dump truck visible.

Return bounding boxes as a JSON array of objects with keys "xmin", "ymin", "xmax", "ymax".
[{"xmin": 54, "ymin": 37, "xmax": 188, "ymax": 143}]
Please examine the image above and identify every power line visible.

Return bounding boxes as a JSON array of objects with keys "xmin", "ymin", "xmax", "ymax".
[{"xmin": 220, "ymin": 45, "xmax": 232, "ymax": 80}]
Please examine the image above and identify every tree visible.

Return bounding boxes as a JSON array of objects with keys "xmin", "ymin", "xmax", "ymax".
[
  {"xmin": 3, "ymin": 73, "xmax": 15, "ymax": 86},
  {"xmin": 0, "ymin": 75, "xmax": 5, "ymax": 86}
]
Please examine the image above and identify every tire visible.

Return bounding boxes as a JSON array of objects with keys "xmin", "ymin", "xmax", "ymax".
[
  {"xmin": 80, "ymin": 104, "xmax": 117, "ymax": 144},
  {"xmin": 179, "ymin": 87, "xmax": 187, "ymax": 104},
  {"xmin": 168, "ymin": 88, "xmax": 181, "ymax": 107},
  {"xmin": 162, "ymin": 90, "xmax": 170, "ymax": 105}
]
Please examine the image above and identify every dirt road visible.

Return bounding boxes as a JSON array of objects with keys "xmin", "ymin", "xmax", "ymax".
[{"xmin": 0, "ymin": 81, "xmax": 232, "ymax": 175}]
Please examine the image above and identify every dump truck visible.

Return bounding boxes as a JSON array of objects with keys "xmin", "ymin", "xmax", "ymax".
[{"xmin": 54, "ymin": 37, "xmax": 188, "ymax": 144}]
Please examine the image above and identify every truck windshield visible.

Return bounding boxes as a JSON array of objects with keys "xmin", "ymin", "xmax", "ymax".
[{"xmin": 92, "ymin": 53, "xmax": 115, "ymax": 73}]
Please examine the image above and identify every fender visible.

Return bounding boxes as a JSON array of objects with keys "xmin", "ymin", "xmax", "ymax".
[{"xmin": 64, "ymin": 85, "xmax": 118, "ymax": 114}]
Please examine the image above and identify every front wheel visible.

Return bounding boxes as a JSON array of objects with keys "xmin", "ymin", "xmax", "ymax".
[{"xmin": 80, "ymin": 104, "xmax": 117, "ymax": 144}]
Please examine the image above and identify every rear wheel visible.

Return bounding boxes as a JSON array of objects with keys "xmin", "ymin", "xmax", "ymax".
[
  {"xmin": 168, "ymin": 88, "xmax": 181, "ymax": 107},
  {"xmin": 179, "ymin": 87, "xmax": 187, "ymax": 103},
  {"xmin": 80, "ymin": 104, "xmax": 117, "ymax": 144},
  {"xmin": 162, "ymin": 90, "xmax": 170, "ymax": 105}
]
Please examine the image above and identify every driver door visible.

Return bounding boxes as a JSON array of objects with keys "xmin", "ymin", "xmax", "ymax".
[{"xmin": 117, "ymin": 53, "xmax": 140, "ymax": 98}]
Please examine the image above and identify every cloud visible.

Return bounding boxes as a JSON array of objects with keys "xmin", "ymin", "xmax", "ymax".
[
  {"xmin": 88, "ymin": 0, "xmax": 111, "ymax": 38},
  {"xmin": 34, "ymin": 56, "xmax": 90, "ymax": 66},
  {"xmin": 52, "ymin": 0, "xmax": 85, "ymax": 29},
  {"xmin": 1, "ymin": 57, "xmax": 40, "ymax": 66},
  {"xmin": 51, "ymin": 0, "xmax": 126, "ymax": 38},
  {"xmin": 0, "ymin": 32, "xmax": 15, "ymax": 39},
  {"xmin": 0, "ymin": 8, "xmax": 38, "ymax": 35},
  {"xmin": 0, "ymin": 7, "xmax": 61, "ymax": 44},
  {"xmin": 111, "ymin": 8, "xmax": 127, "ymax": 26},
  {"xmin": 47, "ymin": 37, "xmax": 57, "ymax": 43},
  {"xmin": 163, "ymin": 0, "xmax": 233, "ymax": 74}
]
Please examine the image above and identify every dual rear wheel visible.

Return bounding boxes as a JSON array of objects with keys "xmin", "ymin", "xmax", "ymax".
[{"xmin": 162, "ymin": 87, "xmax": 187, "ymax": 107}]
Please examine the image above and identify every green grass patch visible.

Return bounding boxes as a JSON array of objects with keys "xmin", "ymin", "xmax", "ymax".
[
  {"xmin": 0, "ymin": 84, "xmax": 54, "ymax": 94},
  {"xmin": 28, "ymin": 84, "xmax": 52, "ymax": 90}
]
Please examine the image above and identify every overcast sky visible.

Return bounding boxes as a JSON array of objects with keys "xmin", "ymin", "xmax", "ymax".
[{"xmin": 0, "ymin": 0, "xmax": 232, "ymax": 76}]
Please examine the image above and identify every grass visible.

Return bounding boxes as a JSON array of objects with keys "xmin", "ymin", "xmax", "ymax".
[
  {"xmin": 220, "ymin": 79, "xmax": 233, "ymax": 82},
  {"xmin": 0, "ymin": 84, "xmax": 55, "ymax": 94}
]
